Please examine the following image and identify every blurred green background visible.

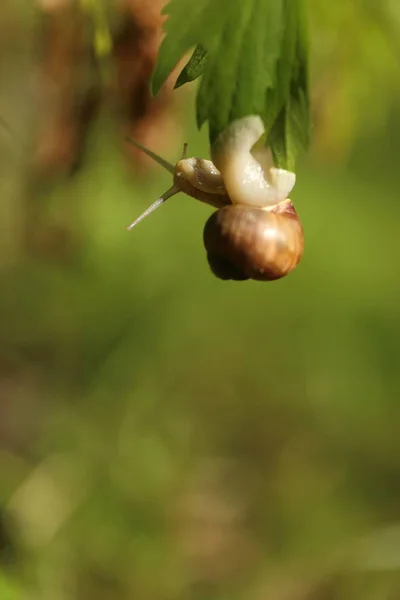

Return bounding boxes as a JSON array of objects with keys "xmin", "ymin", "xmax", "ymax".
[{"xmin": 1, "ymin": 1, "xmax": 400, "ymax": 599}]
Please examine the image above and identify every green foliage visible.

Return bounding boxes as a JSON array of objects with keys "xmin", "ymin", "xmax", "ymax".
[
  {"xmin": 174, "ymin": 44, "xmax": 208, "ymax": 89},
  {"xmin": 266, "ymin": 0, "xmax": 310, "ymax": 169},
  {"xmin": 153, "ymin": 0, "xmax": 310, "ymax": 169}
]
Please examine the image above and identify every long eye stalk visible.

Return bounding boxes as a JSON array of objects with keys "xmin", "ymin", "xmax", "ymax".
[
  {"xmin": 126, "ymin": 186, "xmax": 180, "ymax": 230},
  {"xmin": 125, "ymin": 136, "xmax": 175, "ymax": 174},
  {"xmin": 125, "ymin": 137, "xmax": 182, "ymax": 230}
]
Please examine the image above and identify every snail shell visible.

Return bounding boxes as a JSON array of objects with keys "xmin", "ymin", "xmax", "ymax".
[{"xmin": 203, "ymin": 200, "xmax": 304, "ymax": 281}]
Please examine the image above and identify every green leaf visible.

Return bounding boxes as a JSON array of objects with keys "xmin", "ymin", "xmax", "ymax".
[
  {"xmin": 152, "ymin": 0, "xmax": 237, "ymax": 96},
  {"xmin": 267, "ymin": 0, "xmax": 310, "ymax": 169},
  {"xmin": 174, "ymin": 44, "xmax": 208, "ymax": 88},
  {"xmin": 196, "ymin": 0, "xmax": 285, "ymax": 143},
  {"xmin": 153, "ymin": 0, "xmax": 310, "ymax": 169},
  {"xmin": 268, "ymin": 89, "xmax": 309, "ymax": 171}
]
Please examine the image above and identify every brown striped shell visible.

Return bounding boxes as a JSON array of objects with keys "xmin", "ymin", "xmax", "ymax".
[{"xmin": 203, "ymin": 199, "xmax": 304, "ymax": 281}]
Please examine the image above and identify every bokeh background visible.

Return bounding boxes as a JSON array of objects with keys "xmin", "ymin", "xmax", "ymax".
[{"xmin": 1, "ymin": 1, "xmax": 400, "ymax": 599}]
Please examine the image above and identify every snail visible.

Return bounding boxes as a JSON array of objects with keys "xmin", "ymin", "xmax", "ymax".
[{"xmin": 125, "ymin": 115, "xmax": 304, "ymax": 281}]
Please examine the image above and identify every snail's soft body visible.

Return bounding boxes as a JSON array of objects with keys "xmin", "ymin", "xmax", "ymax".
[
  {"xmin": 126, "ymin": 115, "xmax": 304, "ymax": 282},
  {"xmin": 173, "ymin": 158, "xmax": 230, "ymax": 208}
]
